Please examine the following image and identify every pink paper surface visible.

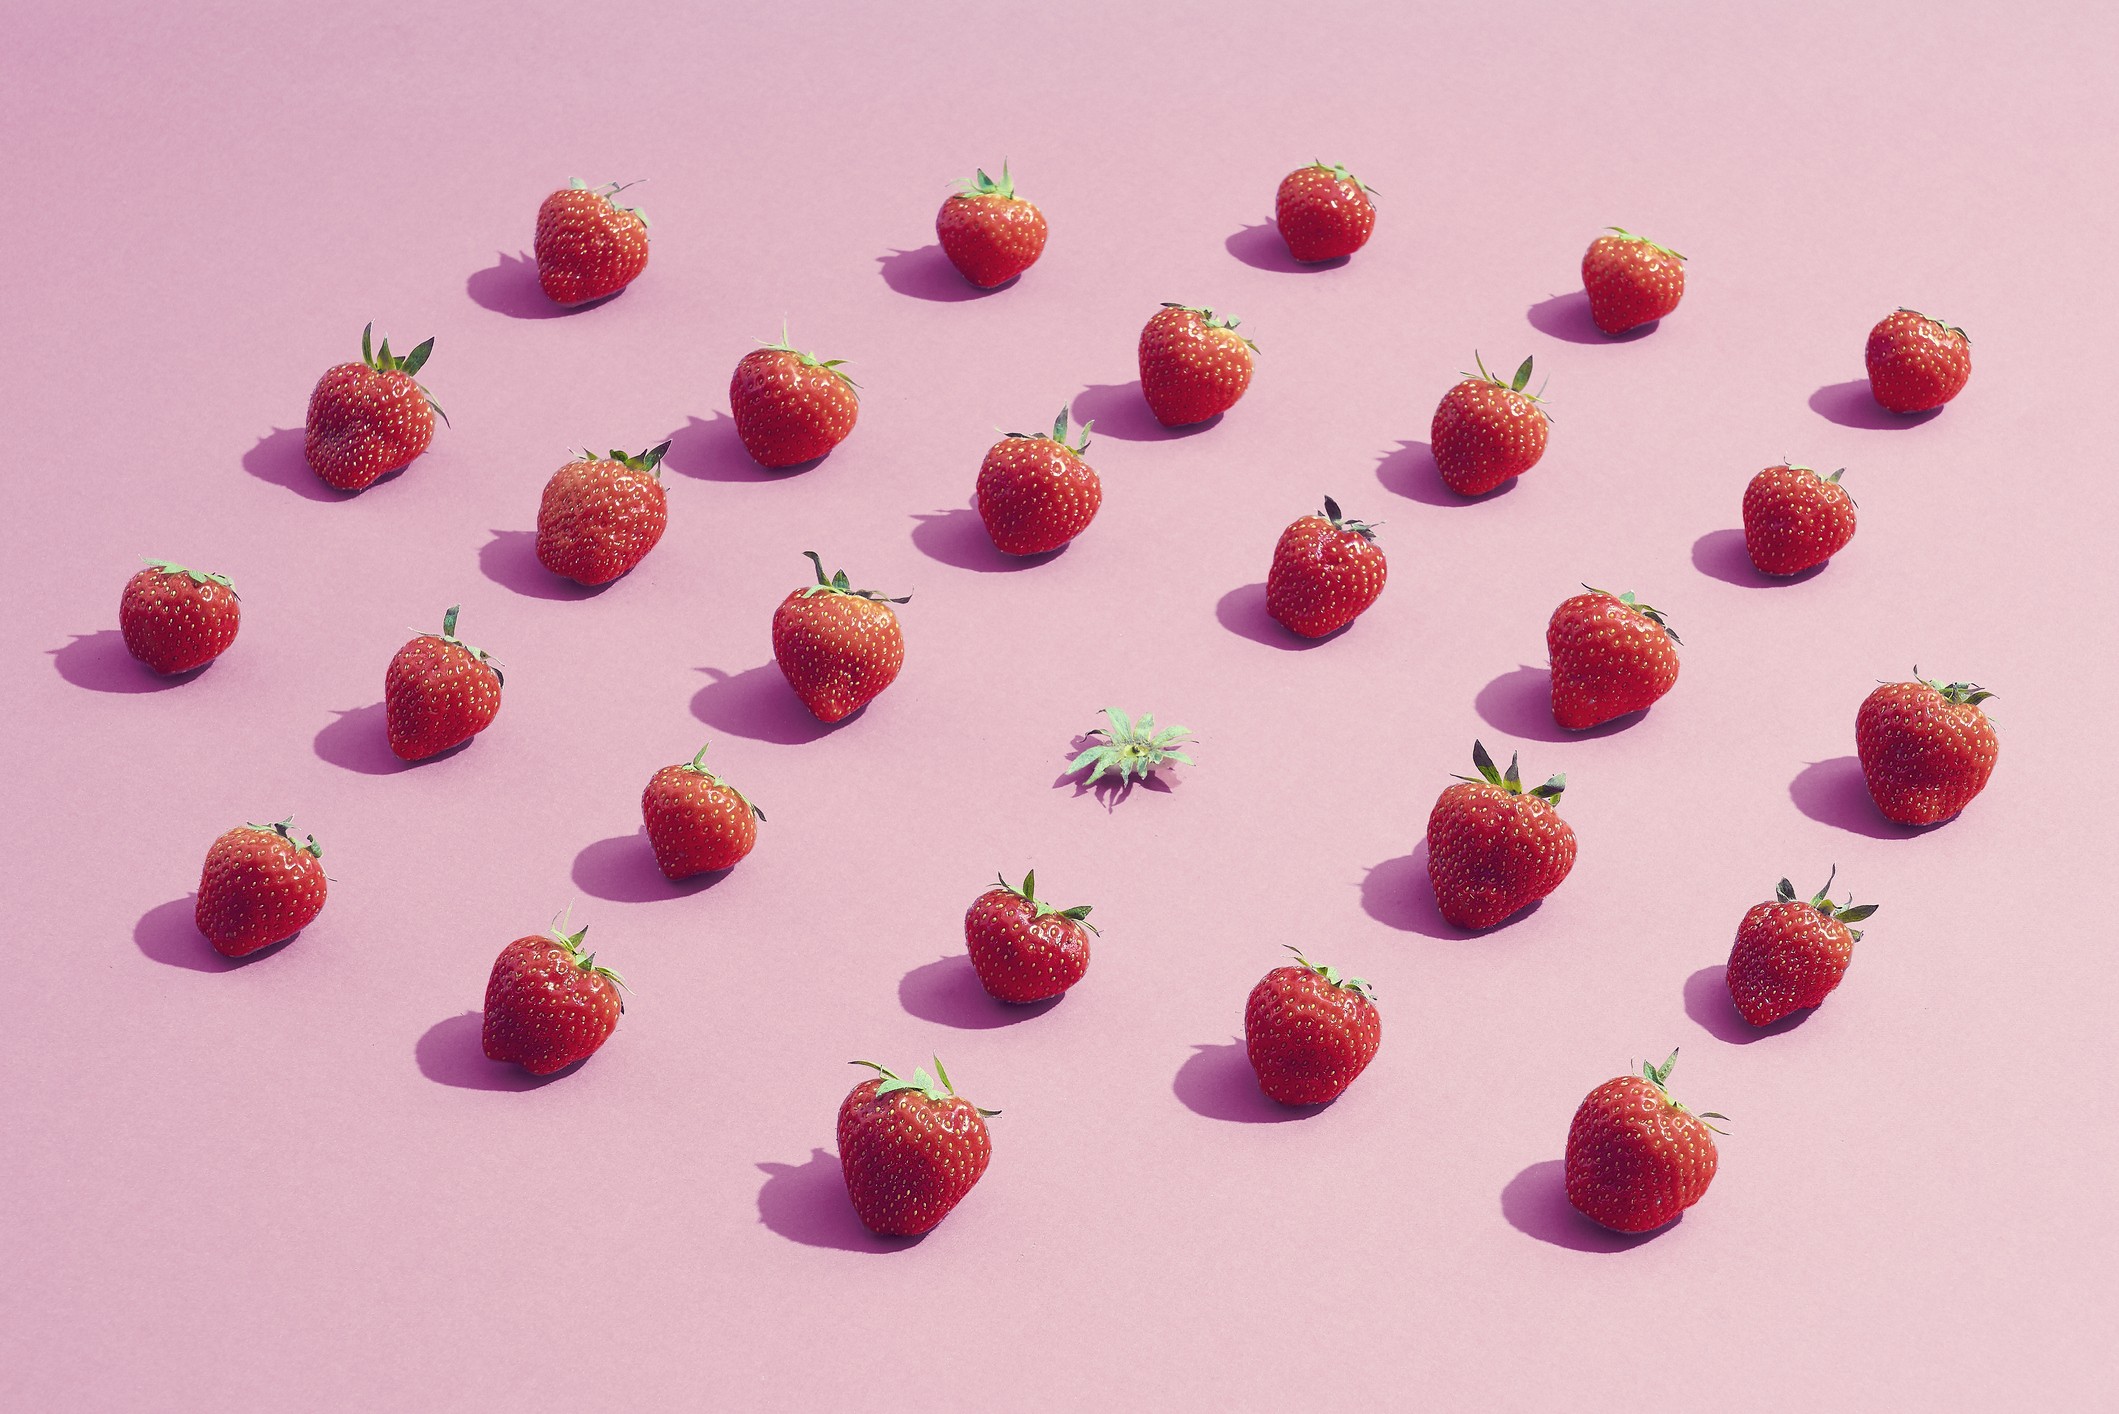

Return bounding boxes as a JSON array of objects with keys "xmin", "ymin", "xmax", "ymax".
[{"xmin": 6, "ymin": 3, "xmax": 2113, "ymax": 1409}]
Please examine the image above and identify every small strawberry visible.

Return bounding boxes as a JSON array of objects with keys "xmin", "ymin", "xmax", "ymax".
[
  {"xmin": 641, "ymin": 743, "xmax": 763, "ymax": 880},
  {"xmin": 1581, "ymin": 228, "xmax": 1686, "ymax": 334},
  {"xmin": 1065, "ymin": 707, "xmax": 1195, "ymax": 787},
  {"xmin": 729, "ymin": 330, "xmax": 859, "ymax": 468},
  {"xmin": 976, "ymin": 408, "xmax": 1102, "ymax": 556},
  {"xmin": 1565, "ymin": 1050, "xmax": 1725, "ymax": 1233},
  {"xmin": 838, "ymin": 1058, "xmax": 996, "ymax": 1236},
  {"xmin": 194, "ymin": 818, "xmax": 328, "ymax": 958},
  {"xmin": 1245, "ymin": 947, "xmax": 1381, "ymax": 1105},
  {"xmin": 120, "ymin": 560, "xmax": 240, "ymax": 674},
  {"xmin": 1430, "ymin": 354, "xmax": 1549, "ymax": 496},
  {"xmin": 1742, "ymin": 463, "xmax": 1856, "ymax": 576},
  {"xmin": 304, "ymin": 324, "xmax": 443, "ymax": 492},
  {"xmin": 385, "ymin": 605, "xmax": 503, "ymax": 761},
  {"xmin": 965, "ymin": 870, "xmax": 1097, "ymax": 1004},
  {"xmin": 1726, "ymin": 869, "xmax": 1879, "ymax": 1026},
  {"xmin": 1856, "ymin": 676, "xmax": 1998, "ymax": 824},
  {"xmin": 1425, "ymin": 741, "xmax": 1576, "ymax": 930},
  {"xmin": 535, "ymin": 440, "xmax": 671, "ymax": 585},
  {"xmin": 1273, "ymin": 161, "xmax": 1376, "ymax": 262},
  {"xmin": 772, "ymin": 552, "xmax": 908, "ymax": 722},
  {"xmin": 1547, "ymin": 587, "xmax": 1681, "ymax": 730},
  {"xmin": 1265, "ymin": 496, "xmax": 1386, "ymax": 638},
  {"xmin": 1865, "ymin": 309, "xmax": 1971, "ymax": 414},
  {"xmin": 1138, "ymin": 304, "xmax": 1256, "ymax": 428},
  {"xmin": 481, "ymin": 915, "xmax": 624, "ymax": 1075},
  {"xmin": 534, "ymin": 178, "xmax": 649, "ymax": 306},
  {"xmin": 935, "ymin": 162, "xmax": 1047, "ymax": 288}
]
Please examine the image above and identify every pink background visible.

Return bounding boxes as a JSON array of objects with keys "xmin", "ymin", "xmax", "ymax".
[{"xmin": 6, "ymin": 2, "xmax": 2113, "ymax": 1409}]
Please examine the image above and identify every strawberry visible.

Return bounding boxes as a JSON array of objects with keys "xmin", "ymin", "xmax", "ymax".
[
  {"xmin": 534, "ymin": 178, "xmax": 649, "ymax": 306},
  {"xmin": 120, "ymin": 560, "xmax": 240, "ymax": 674},
  {"xmin": 772, "ymin": 552, "xmax": 908, "ymax": 723},
  {"xmin": 975, "ymin": 408, "xmax": 1102, "ymax": 556},
  {"xmin": 1273, "ymin": 161, "xmax": 1376, "ymax": 262},
  {"xmin": 1065, "ymin": 708, "xmax": 1195, "ymax": 787},
  {"xmin": 1138, "ymin": 304, "xmax": 1256, "ymax": 428},
  {"xmin": 935, "ymin": 162, "xmax": 1047, "ymax": 288},
  {"xmin": 194, "ymin": 818, "xmax": 328, "ymax": 958},
  {"xmin": 1855, "ymin": 676, "xmax": 1998, "ymax": 824},
  {"xmin": 838, "ymin": 1058, "xmax": 996, "ymax": 1236},
  {"xmin": 1565, "ymin": 1050, "xmax": 1724, "ymax": 1233},
  {"xmin": 641, "ymin": 743, "xmax": 763, "ymax": 879},
  {"xmin": 1547, "ymin": 587, "xmax": 1681, "ymax": 730},
  {"xmin": 1865, "ymin": 309, "xmax": 1971, "ymax": 413},
  {"xmin": 1726, "ymin": 869, "xmax": 1879, "ymax": 1026},
  {"xmin": 1265, "ymin": 496, "xmax": 1386, "ymax": 638},
  {"xmin": 1244, "ymin": 947, "xmax": 1381, "ymax": 1105},
  {"xmin": 1430, "ymin": 354, "xmax": 1549, "ymax": 496},
  {"xmin": 1581, "ymin": 228, "xmax": 1686, "ymax": 334},
  {"xmin": 304, "ymin": 324, "xmax": 443, "ymax": 492},
  {"xmin": 385, "ymin": 605, "xmax": 503, "ymax": 761},
  {"xmin": 1425, "ymin": 741, "xmax": 1575, "ymax": 930},
  {"xmin": 535, "ymin": 440, "xmax": 671, "ymax": 585},
  {"xmin": 481, "ymin": 915, "xmax": 624, "ymax": 1075},
  {"xmin": 729, "ymin": 330, "xmax": 859, "ymax": 468},
  {"xmin": 1742, "ymin": 464, "xmax": 1856, "ymax": 576},
  {"xmin": 964, "ymin": 870, "xmax": 1096, "ymax": 1003}
]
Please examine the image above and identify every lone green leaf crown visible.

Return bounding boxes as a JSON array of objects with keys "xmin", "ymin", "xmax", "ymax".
[{"xmin": 1068, "ymin": 708, "xmax": 1196, "ymax": 786}]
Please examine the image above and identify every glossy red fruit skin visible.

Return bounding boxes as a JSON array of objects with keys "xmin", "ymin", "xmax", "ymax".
[
  {"xmin": 535, "ymin": 457, "xmax": 668, "ymax": 585},
  {"xmin": 1581, "ymin": 233, "xmax": 1685, "ymax": 334},
  {"xmin": 936, "ymin": 193, "xmax": 1047, "ymax": 288},
  {"xmin": 481, "ymin": 935, "xmax": 622, "ymax": 1075},
  {"xmin": 305, "ymin": 363, "xmax": 435, "ymax": 491},
  {"xmin": 1274, "ymin": 165, "xmax": 1375, "ymax": 262},
  {"xmin": 729, "ymin": 349, "xmax": 859, "ymax": 467},
  {"xmin": 385, "ymin": 632, "xmax": 502, "ymax": 761},
  {"xmin": 1138, "ymin": 306, "xmax": 1254, "ymax": 427},
  {"xmin": 1865, "ymin": 310, "xmax": 1971, "ymax": 413},
  {"xmin": 194, "ymin": 824, "xmax": 327, "ymax": 957},
  {"xmin": 772, "ymin": 591, "xmax": 904, "ymax": 722},
  {"xmin": 1742, "ymin": 466, "xmax": 1856, "ymax": 575},
  {"xmin": 975, "ymin": 436, "xmax": 1101, "ymax": 556},
  {"xmin": 120, "ymin": 565, "xmax": 240, "ymax": 674},
  {"xmin": 1565, "ymin": 1074, "xmax": 1719, "ymax": 1233},
  {"xmin": 641, "ymin": 761, "xmax": 757, "ymax": 880},
  {"xmin": 837, "ymin": 1078, "xmax": 992, "ymax": 1236},
  {"xmin": 1244, "ymin": 965, "xmax": 1381, "ymax": 1104},
  {"xmin": 1855, "ymin": 682, "xmax": 1998, "ymax": 824},
  {"xmin": 1265, "ymin": 510, "xmax": 1386, "ymax": 638},
  {"xmin": 1431, "ymin": 379, "xmax": 1548, "ymax": 495},
  {"xmin": 1547, "ymin": 592, "xmax": 1680, "ymax": 730},
  {"xmin": 1726, "ymin": 900, "xmax": 1856, "ymax": 1026},
  {"xmin": 534, "ymin": 185, "xmax": 648, "ymax": 306},
  {"xmin": 1426, "ymin": 782, "xmax": 1577, "ymax": 930},
  {"xmin": 964, "ymin": 887, "xmax": 1091, "ymax": 1003}
]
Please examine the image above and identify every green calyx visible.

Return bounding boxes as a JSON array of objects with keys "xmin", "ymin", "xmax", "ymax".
[
  {"xmin": 1773, "ymin": 865, "xmax": 1878, "ymax": 940},
  {"xmin": 421, "ymin": 605, "xmax": 504, "ymax": 686},
  {"xmin": 760, "ymin": 323, "xmax": 859, "ymax": 395},
  {"xmin": 797, "ymin": 550, "xmax": 910, "ymax": 605},
  {"xmin": 358, "ymin": 323, "xmax": 448, "ymax": 426},
  {"xmin": 851, "ymin": 1056, "xmax": 1000, "ymax": 1117},
  {"xmin": 569, "ymin": 175, "xmax": 650, "ymax": 230},
  {"xmin": 1778, "ymin": 461, "xmax": 1846, "ymax": 485},
  {"xmin": 1284, "ymin": 944, "xmax": 1376, "ymax": 1001},
  {"xmin": 1308, "ymin": 158, "xmax": 1377, "ymax": 198},
  {"xmin": 954, "ymin": 161, "xmax": 1020, "ymax": 201},
  {"xmin": 994, "ymin": 869, "xmax": 1097, "ymax": 933},
  {"xmin": 1638, "ymin": 1048, "xmax": 1728, "ymax": 1131},
  {"xmin": 1161, "ymin": 303, "xmax": 1260, "ymax": 353},
  {"xmin": 1004, "ymin": 406, "xmax": 1092, "ymax": 457},
  {"xmin": 1582, "ymin": 585, "xmax": 1680, "ymax": 645},
  {"xmin": 579, "ymin": 439, "xmax": 673, "ymax": 477},
  {"xmin": 1469, "ymin": 351, "xmax": 1548, "ymax": 407},
  {"xmin": 1317, "ymin": 495, "xmax": 1380, "ymax": 542},
  {"xmin": 244, "ymin": 817, "xmax": 322, "ymax": 859},
  {"xmin": 1911, "ymin": 668, "xmax": 1994, "ymax": 707},
  {"xmin": 1455, "ymin": 739, "xmax": 1565, "ymax": 805},
  {"xmin": 1897, "ymin": 308, "xmax": 1969, "ymax": 344},
  {"xmin": 145, "ymin": 559, "xmax": 238, "ymax": 596},
  {"xmin": 1605, "ymin": 227, "xmax": 1686, "ymax": 262},
  {"xmin": 1068, "ymin": 708, "xmax": 1196, "ymax": 786},
  {"xmin": 547, "ymin": 907, "xmax": 626, "ymax": 1003},
  {"xmin": 678, "ymin": 743, "xmax": 764, "ymax": 820}
]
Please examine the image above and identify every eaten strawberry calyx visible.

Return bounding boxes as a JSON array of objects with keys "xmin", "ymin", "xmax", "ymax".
[
  {"xmin": 759, "ymin": 324, "xmax": 859, "ymax": 394},
  {"xmin": 569, "ymin": 175, "xmax": 650, "ymax": 229},
  {"xmin": 1604, "ymin": 227, "xmax": 1686, "ymax": 262},
  {"xmin": 578, "ymin": 440, "xmax": 672, "ymax": 477},
  {"xmin": 1161, "ymin": 303, "xmax": 1260, "ymax": 353},
  {"xmin": 1068, "ymin": 707, "xmax": 1196, "ymax": 786},
  {"xmin": 953, "ymin": 161, "xmax": 1021, "ymax": 201},
  {"xmin": 1306, "ymin": 159, "xmax": 1377, "ymax": 198},
  {"xmin": 676, "ymin": 743, "xmax": 764, "ymax": 820},
  {"xmin": 796, "ymin": 550, "xmax": 910, "ymax": 605},
  {"xmin": 243, "ymin": 817, "xmax": 323, "ymax": 859},
  {"xmin": 1909, "ymin": 669, "xmax": 1994, "ymax": 707},
  {"xmin": 1581, "ymin": 585, "xmax": 1680, "ymax": 645},
  {"xmin": 1897, "ymin": 307, "xmax": 1970, "ymax": 344},
  {"xmin": 1283, "ymin": 943, "xmax": 1376, "ymax": 1001},
  {"xmin": 357, "ymin": 322, "xmax": 448, "ymax": 425},
  {"xmin": 420, "ymin": 605, "xmax": 505, "ymax": 685},
  {"xmin": 851, "ymin": 1057, "xmax": 1000, "ymax": 1117},
  {"xmin": 1637, "ymin": 1048, "xmax": 1728, "ymax": 1131},
  {"xmin": 1773, "ymin": 866, "xmax": 1878, "ymax": 939},
  {"xmin": 144, "ymin": 559, "xmax": 238, "ymax": 595},
  {"xmin": 1317, "ymin": 495, "xmax": 1380, "ymax": 542},
  {"xmin": 1004, "ymin": 406, "xmax": 1092, "ymax": 457},
  {"xmin": 1455, "ymin": 739, "xmax": 1565, "ymax": 804},
  {"xmin": 993, "ymin": 869, "xmax": 1098, "ymax": 932}
]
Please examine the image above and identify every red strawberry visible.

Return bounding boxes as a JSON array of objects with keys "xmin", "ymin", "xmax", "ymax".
[
  {"xmin": 1547, "ymin": 587, "xmax": 1681, "ymax": 730},
  {"xmin": 1565, "ymin": 1050, "xmax": 1724, "ymax": 1233},
  {"xmin": 641, "ymin": 743, "xmax": 763, "ymax": 880},
  {"xmin": 1855, "ymin": 676, "xmax": 1998, "ymax": 824},
  {"xmin": 1273, "ymin": 161, "xmax": 1376, "ymax": 262},
  {"xmin": 1244, "ymin": 947, "xmax": 1381, "ymax": 1105},
  {"xmin": 1726, "ymin": 870, "xmax": 1879, "ymax": 1026},
  {"xmin": 1265, "ymin": 496, "xmax": 1387, "ymax": 638},
  {"xmin": 385, "ymin": 605, "xmax": 503, "ymax": 761},
  {"xmin": 1742, "ymin": 463, "xmax": 1856, "ymax": 576},
  {"xmin": 534, "ymin": 178, "xmax": 649, "ymax": 306},
  {"xmin": 304, "ymin": 324, "xmax": 443, "ymax": 492},
  {"xmin": 1581, "ymin": 228, "xmax": 1686, "ymax": 334},
  {"xmin": 1065, "ymin": 708, "xmax": 1195, "ymax": 788},
  {"xmin": 1138, "ymin": 304, "xmax": 1256, "ymax": 428},
  {"xmin": 964, "ymin": 870, "xmax": 1096, "ymax": 1004},
  {"xmin": 1430, "ymin": 354, "xmax": 1549, "ymax": 496},
  {"xmin": 935, "ymin": 162, "xmax": 1047, "ymax": 288},
  {"xmin": 1426, "ymin": 741, "xmax": 1576, "ymax": 930},
  {"xmin": 838, "ymin": 1058, "xmax": 996, "ymax": 1236},
  {"xmin": 481, "ymin": 916, "xmax": 624, "ymax": 1075},
  {"xmin": 194, "ymin": 818, "xmax": 328, "ymax": 958},
  {"xmin": 975, "ymin": 408, "xmax": 1102, "ymax": 556},
  {"xmin": 729, "ymin": 331, "xmax": 859, "ymax": 468},
  {"xmin": 1865, "ymin": 309, "xmax": 1971, "ymax": 413},
  {"xmin": 119, "ymin": 560, "xmax": 240, "ymax": 674},
  {"xmin": 771, "ymin": 552, "xmax": 908, "ymax": 723},
  {"xmin": 535, "ymin": 440, "xmax": 671, "ymax": 585}
]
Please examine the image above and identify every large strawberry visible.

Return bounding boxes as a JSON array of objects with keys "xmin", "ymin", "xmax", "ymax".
[
  {"xmin": 1865, "ymin": 309, "xmax": 1971, "ymax": 413},
  {"xmin": 1426, "ymin": 741, "xmax": 1576, "ymax": 930},
  {"xmin": 1430, "ymin": 354, "xmax": 1549, "ymax": 496},
  {"xmin": 1273, "ymin": 161, "xmax": 1376, "ymax": 262},
  {"xmin": 481, "ymin": 916, "xmax": 624, "ymax": 1075},
  {"xmin": 1581, "ymin": 228, "xmax": 1686, "ymax": 334},
  {"xmin": 729, "ymin": 330, "xmax": 859, "ymax": 468},
  {"xmin": 976, "ymin": 408, "xmax": 1102, "ymax": 556},
  {"xmin": 1855, "ymin": 676, "xmax": 1998, "ymax": 824},
  {"xmin": 1138, "ymin": 304, "xmax": 1256, "ymax": 427},
  {"xmin": 1245, "ymin": 947, "xmax": 1381, "ymax": 1105},
  {"xmin": 838, "ymin": 1058, "xmax": 996, "ymax": 1237},
  {"xmin": 641, "ymin": 743, "xmax": 763, "ymax": 880},
  {"xmin": 936, "ymin": 162, "xmax": 1047, "ymax": 288},
  {"xmin": 305, "ymin": 324, "xmax": 443, "ymax": 492},
  {"xmin": 534, "ymin": 178, "xmax": 649, "ymax": 306},
  {"xmin": 120, "ymin": 560, "xmax": 240, "ymax": 674},
  {"xmin": 1265, "ymin": 496, "xmax": 1386, "ymax": 638},
  {"xmin": 1726, "ymin": 870, "xmax": 1879, "ymax": 1026},
  {"xmin": 385, "ymin": 605, "xmax": 503, "ymax": 761},
  {"xmin": 1742, "ymin": 463, "xmax": 1856, "ymax": 576},
  {"xmin": 1065, "ymin": 708, "xmax": 1195, "ymax": 787},
  {"xmin": 1565, "ymin": 1050, "xmax": 1724, "ymax": 1233},
  {"xmin": 964, "ymin": 870, "xmax": 1096, "ymax": 1004},
  {"xmin": 194, "ymin": 818, "xmax": 328, "ymax": 958},
  {"xmin": 1547, "ymin": 587, "xmax": 1681, "ymax": 730},
  {"xmin": 772, "ymin": 552, "xmax": 908, "ymax": 722},
  {"xmin": 535, "ymin": 441, "xmax": 671, "ymax": 585}
]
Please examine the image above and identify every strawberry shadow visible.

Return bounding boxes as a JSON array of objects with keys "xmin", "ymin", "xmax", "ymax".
[
  {"xmin": 51, "ymin": 631, "xmax": 199, "ymax": 693},
  {"xmin": 1359, "ymin": 845, "xmax": 1541, "ymax": 939},
  {"xmin": 1476, "ymin": 664, "xmax": 1643, "ymax": 742},
  {"xmin": 1214, "ymin": 582, "xmax": 1342, "ymax": 650},
  {"xmin": 1526, "ymin": 293, "xmax": 1655, "ymax": 344},
  {"xmin": 1224, "ymin": 222, "xmax": 1346, "ymax": 273},
  {"xmin": 478, "ymin": 530, "xmax": 614, "ymax": 600},
  {"xmin": 693, "ymin": 665, "xmax": 858, "ymax": 745},
  {"xmin": 133, "ymin": 896, "xmax": 293, "ymax": 971},
  {"xmin": 1172, "ymin": 1041, "xmax": 1308, "ymax": 1123},
  {"xmin": 1051, "ymin": 736, "xmax": 1176, "ymax": 808},
  {"xmin": 1809, "ymin": 380, "xmax": 1941, "ymax": 430},
  {"xmin": 1691, "ymin": 529, "xmax": 1826, "ymax": 587},
  {"xmin": 1788, "ymin": 757, "xmax": 1940, "ymax": 839},
  {"xmin": 1684, "ymin": 964, "xmax": 1813, "ymax": 1044},
  {"xmin": 898, "ymin": 955, "xmax": 1062, "ymax": 1028},
  {"xmin": 415, "ymin": 1010, "xmax": 578, "ymax": 1089},
  {"xmin": 464, "ymin": 251, "xmax": 619, "ymax": 320},
  {"xmin": 660, "ymin": 413, "xmax": 779, "ymax": 482},
  {"xmin": 243, "ymin": 426, "xmax": 346, "ymax": 502},
  {"xmin": 756, "ymin": 1149, "xmax": 921, "ymax": 1252},
  {"xmin": 1071, "ymin": 382, "xmax": 1221, "ymax": 442},
  {"xmin": 572, "ymin": 830, "xmax": 730, "ymax": 902},
  {"xmin": 909, "ymin": 507, "xmax": 1060, "ymax": 573},
  {"xmin": 875, "ymin": 245, "xmax": 1012, "ymax": 302},
  {"xmin": 1501, "ymin": 1160, "xmax": 1668, "ymax": 1250},
  {"xmin": 313, "ymin": 704, "xmax": 474, "ymax": 774},
  {"xmin": 1374, "ymin": 440, "xmax": 1518, "ymax": 506}
]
